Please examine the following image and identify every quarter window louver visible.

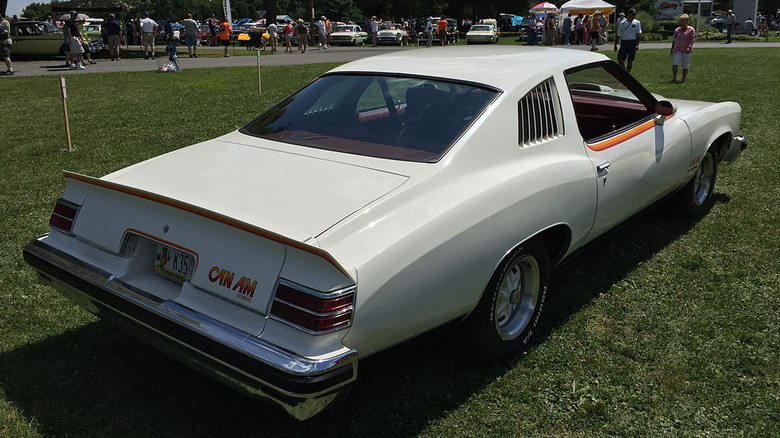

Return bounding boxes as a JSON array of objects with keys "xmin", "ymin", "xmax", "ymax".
[{"xmin": 518, "ymin": 78, "xmax": 563, "ymax": 146}]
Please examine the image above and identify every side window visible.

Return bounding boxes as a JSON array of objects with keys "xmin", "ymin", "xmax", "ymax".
[
  {"xmin": 565, "ymin": 62, "xmax": 656, "ymax": 141},
  {"xmin": 518, "ymin": 78, "xmax": 564, "ymax": 146}
]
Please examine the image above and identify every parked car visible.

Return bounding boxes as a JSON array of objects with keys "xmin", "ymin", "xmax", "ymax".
[
  {"xmin": 8, "ymin": 21, "xmax": 65, "ymax": 56},
  {"xmin": 329, "ymin": 24, "xmax": 368, "ymax": 45},
  {"xmin": 375, "ymin": 22, "xmax": 408, "ymax": 45},
  {"xmin": 9, "ymin": 20, "xmax": 101, "ymax": 56},
  {"xmin": 25, "ymin": 46, "xmax": 746, "ymax": 421},
  {"xmin": 466, "ymin": 24, "xmax": 499, "ymax": 43}
]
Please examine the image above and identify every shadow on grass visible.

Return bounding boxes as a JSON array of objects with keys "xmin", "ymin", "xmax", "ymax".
[{"xmin": 0, "ymin": 198, "xmax": 723, "ymax": 437}]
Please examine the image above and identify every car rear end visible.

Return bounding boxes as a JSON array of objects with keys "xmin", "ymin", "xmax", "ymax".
[{"xmin": 24, "ymin": 171, "xmax": 359, "ymax": 420}]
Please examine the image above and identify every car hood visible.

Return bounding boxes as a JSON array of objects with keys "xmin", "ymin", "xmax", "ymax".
[{"xmin": 102, "ymin": 133, "xmax": 410, "ymax": 243}]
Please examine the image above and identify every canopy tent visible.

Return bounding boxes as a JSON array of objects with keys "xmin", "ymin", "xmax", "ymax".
[
  {"xmin": 51, "ymin": 0, "xmax": 134, "ymax": 14},
  {"xmin": 560, "ymin": 0, "xmax": 616, "ymax": 17}
]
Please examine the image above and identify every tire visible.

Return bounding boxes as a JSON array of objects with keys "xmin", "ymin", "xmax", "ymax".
[
  {"xmin": 462, "ymin": 239, "xmax": 549, "ymax": 362},
  {"xmin": 674, "ymin": 147, "xmax": 717, "ymax": 216}
]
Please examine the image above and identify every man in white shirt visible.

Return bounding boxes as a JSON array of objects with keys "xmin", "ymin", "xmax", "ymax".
[
  {"xmin": 614, "ymin": 8, "xmax": 641, "ymax": 72},
  {"xmin": 724, "ymin": 10, "xmax": 736, "ymax": 43},
  {"xmin": 370, "ymin": 16, "xmax": 381, "ymax": 46},
  {"xmin": 316, "ymin": 17, "xmax": 327, "ymax": 48},
  {"xmin": 139, "ymin": 12, "xmax": 159, "ymax": 59},
  {"xmin": 267, "ymin": 21, "xmax": 278, "ymax": 53}
]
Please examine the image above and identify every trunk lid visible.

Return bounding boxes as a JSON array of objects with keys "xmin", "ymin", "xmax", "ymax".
[{"xmin": 104, "ymin": 134, "xmax": 410, "ymax": 242}]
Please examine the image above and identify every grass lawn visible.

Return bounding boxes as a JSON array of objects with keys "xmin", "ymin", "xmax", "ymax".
[{"xmin": 1, "ymin": 48, "xmax": 778, "ymax": 437}]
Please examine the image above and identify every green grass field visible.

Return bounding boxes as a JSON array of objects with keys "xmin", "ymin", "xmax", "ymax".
[{"xmin": 1, "ymin": 48, "xmax": 778, "ymax": 437}]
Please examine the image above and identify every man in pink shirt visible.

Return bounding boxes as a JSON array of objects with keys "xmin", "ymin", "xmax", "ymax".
[{"xmin": 670, "ymin": 14, "xmax": 696, "ymax": 83}]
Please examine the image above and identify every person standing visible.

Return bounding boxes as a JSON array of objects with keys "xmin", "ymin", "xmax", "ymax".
[
  {"xmin": 106, "ymin": 13, "xmax": 123, "ymax": 61},
  {"xmin": 544, "ymin": 15, "xmax": 556, "ymax": 45},
  {"xmin": 670, "ymin": 14, "xmax": 696, "ymax": 83},
  {"xmin": 61, "ymin": 21, "xmax": 72, "ymax": 67},
  {"xmin": 219, "ymin": 17, "xmax": 232, "ymax": 57},
  {"xmin": 724, "ymin": 10, "xmax": 736, "ymax": 43},
  {"xmin": 614, "ymin": 8, "xmax": 641, "ymax": 72},
  {"xmin": 316, "ymin": 16, "xmax": 327, "ymax": 48},
  {"xmin": 425, "ymin": 17, "xmax": 434, "ymax": 47},
  {"xmin": 574, "ymin": 13, "xmax": 583, "ymax": 44},
  {"xmin": 182, "ymin": 13, "xmax": 199, "ymax": 57},
  {"xmin": 589, "ymin": 12, "xmax": 601, "ymax": 51},
  {"xmin": 370, "ymin": 16, "xmax": 381, "ymax": 46},
  {"xmin": 437, "ymin": 17, "xmax": 448, "ymax": 46},
  {"xmin": 208, "ymin": 14, "xmax": 218, "ymax": 46},
  {"xmin": 283, "ymin": 20, "xmax": 294, "ymax": 52},
  {"xmin": 562, "ymin": 14, "xmax": 572, "ymax": 45},
  {"xmin": 266, "ymin": 21, "xmax": 278, "ymax": 53},
  {"xmin": 599, "ymin": 12, "xmax": 608, "ymax": 43},
  {"xmin": 163, "ymin": 19, "xmax": 173, "ymax": 44},
  {"xmin": 0, "ymin": 16, "xmax": 12, "ymax": 75},
  {"xmin": 139, "ymin": 12, "xmax": 159, "ymax": 59},
  {"xmin": 65, "ymin": 11, "xmax": 86, "ymax": 69},
  {"xmin": 527, "ymin": 14, "xmax": 538, "ymax": 45},
  {"xmin": 295, "ymin": 19, "xmax": 308, "ymax": 53},
  {"xmin": 77, "ymin": 17, "xmax": 97, "ymax": 64},
  {"xmin": 324, "ymin": 17, "xmax": 332, "ymax": 48}
]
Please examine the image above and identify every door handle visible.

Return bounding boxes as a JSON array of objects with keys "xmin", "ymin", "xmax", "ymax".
[{"xmin": 597, "ymin": 162, "xmax": 610, "ymax": 178}]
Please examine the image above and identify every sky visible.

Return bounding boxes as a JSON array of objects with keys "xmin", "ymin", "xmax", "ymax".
[{"xmin": 6, "ymin": 0, "xmax": 47, "ymax": 17}]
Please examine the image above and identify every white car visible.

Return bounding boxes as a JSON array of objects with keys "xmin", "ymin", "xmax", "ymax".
[
  {"xmin": 328, "ymin": 24, "xmax": 368, "ymax": 45},
  {"xmin": 25, "ymin": 46, "xmax": 746, "ymax": 421},
  {"xmin": 467, "ymin": 24, "xmax": 499, "ymax": 43},
  {"xmin": 375, "ymin": 23, "xmax": 408, "ymax": 45}
]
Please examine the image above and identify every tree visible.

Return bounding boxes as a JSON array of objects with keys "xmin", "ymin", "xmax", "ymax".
[
  {"xmin": 318, "ymin": 0, "xmax": 363, "ymax": 22},
  {"xmin": 22, "ymin": 2, "xmax": 53, "ymax": 19}
]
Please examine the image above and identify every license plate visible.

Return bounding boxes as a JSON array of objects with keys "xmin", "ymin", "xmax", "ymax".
[{"xmin": 153, "ymin": 243, "xmax": 195, "ymax": 283}]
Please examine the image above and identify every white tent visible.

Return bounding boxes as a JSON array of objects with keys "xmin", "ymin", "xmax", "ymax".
[{"xmin": 560, "ymin": 0, "xmax": 616, "ymax": 17}]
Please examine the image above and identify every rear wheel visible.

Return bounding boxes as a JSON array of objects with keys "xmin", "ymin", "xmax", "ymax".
[
  {"xmin": 462, "ymin": 239, "xmax": 549, "ymax": 362},
  {"xmin": 674, "ymin": 147, "xmax": 717, "ymax": 216}
]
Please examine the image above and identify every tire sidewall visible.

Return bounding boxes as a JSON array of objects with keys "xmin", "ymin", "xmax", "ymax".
[
  {"xmin": 678, "ymin": 148, "xmax": 718, "ymax": 217},
  {"xmin": 467, "ymin": 239, "xmax": 550, "ymax": 361}
]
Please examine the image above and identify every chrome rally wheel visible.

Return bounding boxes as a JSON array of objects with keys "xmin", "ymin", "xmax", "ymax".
[{"xmin": 493, "ymin": 253, "xmax": 541, "ymax": 341}]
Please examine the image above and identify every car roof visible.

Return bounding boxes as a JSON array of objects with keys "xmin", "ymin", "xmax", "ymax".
[{"xmin": 329, "ymin": 46, "xmax": 608, "ymax": 91}]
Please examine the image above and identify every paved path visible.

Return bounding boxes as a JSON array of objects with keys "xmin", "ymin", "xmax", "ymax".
[{"xmin": 5, "ymin": 41, "xmax": 779, "ymax": 77}]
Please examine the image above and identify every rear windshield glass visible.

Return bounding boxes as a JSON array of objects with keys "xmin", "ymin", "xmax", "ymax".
[{"xmin": 240, "ymin": 74, "xmax": 498, "ymax": 162}]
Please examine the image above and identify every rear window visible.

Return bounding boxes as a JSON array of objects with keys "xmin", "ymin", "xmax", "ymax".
[{"xmin": 241, "ymin": 74, "xmax": 498, "ymax": 162}]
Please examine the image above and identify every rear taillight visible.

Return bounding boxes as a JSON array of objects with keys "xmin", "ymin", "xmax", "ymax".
[
  {"xmin": 270, "ymin": 280, "xmax": 355, "ymax": 334},
  {"xmin": 49, "ymin": 198, "xmax": 80, "ymax": 234}
]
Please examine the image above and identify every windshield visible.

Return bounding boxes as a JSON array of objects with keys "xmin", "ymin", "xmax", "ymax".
[
  {"xmin": 241, "ymin": 74, "xmax": 498, "ymax": 162},
  {"xmin": 471, "ymin": 25, "xmax": 492, "ymax": 31}
]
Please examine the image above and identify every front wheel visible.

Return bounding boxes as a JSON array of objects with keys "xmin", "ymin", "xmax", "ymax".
[
  {"xmin": 461, "ymin": 239, "xmax": 549, "ymax": 362},
  {"xmin": 674, "ymin": 147, "xmax": 717, "ymax": 216}
]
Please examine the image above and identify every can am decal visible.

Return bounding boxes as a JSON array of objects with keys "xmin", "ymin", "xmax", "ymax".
[{"xmin": 208, "ymin": 266, "xmax": 257, "ymax": 302}]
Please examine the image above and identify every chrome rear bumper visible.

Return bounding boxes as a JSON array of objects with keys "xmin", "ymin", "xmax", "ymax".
[{"xmin": 23, "ymin": 235, "xmax": 357, "ymax": 420}]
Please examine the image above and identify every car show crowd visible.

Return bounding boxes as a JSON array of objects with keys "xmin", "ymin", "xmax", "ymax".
[{"xmin": 2, "ymin": 5, "xmax": 780, "ymax": 77}]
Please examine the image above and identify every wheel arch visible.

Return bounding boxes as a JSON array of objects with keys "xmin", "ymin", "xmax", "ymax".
[
  {"xmin": 710, "ymin": 131, "xmax": 733, "ymax": 163},
  {"xmin": 534, "ymin": 224, "xmax": 572, "ymax": 267}
]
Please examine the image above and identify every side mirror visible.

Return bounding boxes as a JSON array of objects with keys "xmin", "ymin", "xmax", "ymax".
[{"xmin": 654, "ymin": 100, "xmax": 676, "ymax": 125}]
